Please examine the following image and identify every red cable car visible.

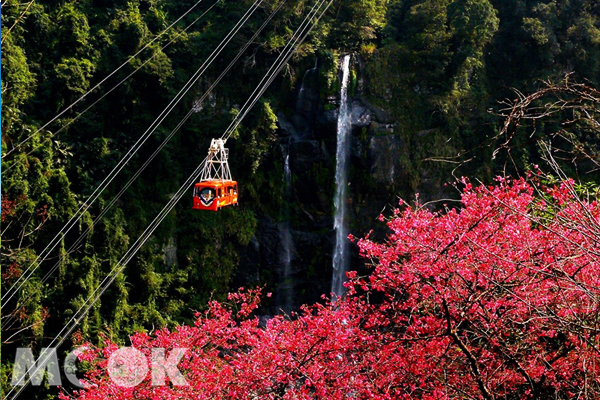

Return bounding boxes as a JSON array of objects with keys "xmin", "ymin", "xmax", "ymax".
[
  {"xmin": 193, "ymin": 180, "xmax": 238, "ymax": 211},
  {"xmin": 193, "ymin": 138, "xmax": 238, "ymax": 211}
]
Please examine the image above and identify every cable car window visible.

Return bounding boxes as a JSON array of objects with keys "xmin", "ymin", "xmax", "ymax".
[{"xmin": 199, "ymin": 187, "xmax": 216, "ymax": 206}]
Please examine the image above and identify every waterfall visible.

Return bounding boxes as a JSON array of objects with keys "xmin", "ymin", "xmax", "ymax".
[
  {"xmin": 332, "ymin": 55, "xmax": 352, "ymax": 298},
  {"xmin": 277, "ymin": 146, "xmax": 295, "ymax": 312},
  {"xmin": 296, "ymin": 58, "xmax": 318, "ymax": 114}
]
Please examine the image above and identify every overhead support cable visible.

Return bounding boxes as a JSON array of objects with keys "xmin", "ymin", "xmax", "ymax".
[
  {"xmin": 0, "ymin": 0, "xmax": 35, "ymax": 45},
  {"xmin": 2, "ymin": 0, "xmax": 213, "ymax": 160},
  {"xmin": 5, "ymin": 0, "xmax": 333, "ymax": 397},
  {"xmin": 1, "ymin": 0, "xmax": 264, "ymax": 310},
  {"xmin": 221, "ymin": 0, "xmax": 331, "ymax": 143},
  {"xmin": 1, "ymin": 0, "xmax": 287, "ymax": 333}
]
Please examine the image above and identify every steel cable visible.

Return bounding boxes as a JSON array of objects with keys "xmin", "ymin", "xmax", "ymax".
[
  {"xmin": 1, "ymin": 0, "xmax": 287, "ymax": 333},
  {"xmin": 2, "ymin": 0, "xmax": 263, "ymax": 309},
  {"xmin": 2, "ymin": 0, "xmax": 211, "ymax": 159},
  {"xmin": 5, "ymin": 1, "xmax": 332, "ymax": 397}
]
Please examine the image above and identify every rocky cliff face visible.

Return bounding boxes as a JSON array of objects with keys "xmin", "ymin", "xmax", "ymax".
[{"xmin": 234, "ymin": 55, "xmax": 437, "ymax": 312}]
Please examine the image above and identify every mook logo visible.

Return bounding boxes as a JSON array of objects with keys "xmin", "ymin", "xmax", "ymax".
[{"xmin": 11, "ymin": 347, "xmax": 189, "ymax": 388}]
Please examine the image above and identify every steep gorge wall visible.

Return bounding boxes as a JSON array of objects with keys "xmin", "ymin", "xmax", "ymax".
[{"xmin": 234, "ymin": 54, "xmax": 448, "ymax": 312}]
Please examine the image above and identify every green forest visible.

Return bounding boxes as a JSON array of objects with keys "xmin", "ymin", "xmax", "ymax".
[{"xmin": 1, "ymin": 0, "xmax": 600, "ymax": 398}]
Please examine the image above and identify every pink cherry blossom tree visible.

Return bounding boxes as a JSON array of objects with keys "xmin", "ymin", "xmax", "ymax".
[{"xmin": 62, "ymin": 177, "xmax": 600, "ymax": 400}]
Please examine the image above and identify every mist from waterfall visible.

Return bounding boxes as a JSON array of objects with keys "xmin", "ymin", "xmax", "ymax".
[{"xmin": 332, "ymin": 55, "xmax": 352, "ymax": 298}]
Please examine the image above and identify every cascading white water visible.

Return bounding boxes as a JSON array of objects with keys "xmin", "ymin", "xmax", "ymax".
[
  {"xmin": 277, "ymin": 148, "xmax": 295, "ymax": 312},
  {"xmin": 296, "ymin": 58, "xmax": 319, "ymax": 108},
  {"xmin": 332, "ymin": 55, "xmax": 352, "ymax": 298},
  {"xmin": 296, "ymin": 58, "xmax": 318, "ymax": 114}
]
